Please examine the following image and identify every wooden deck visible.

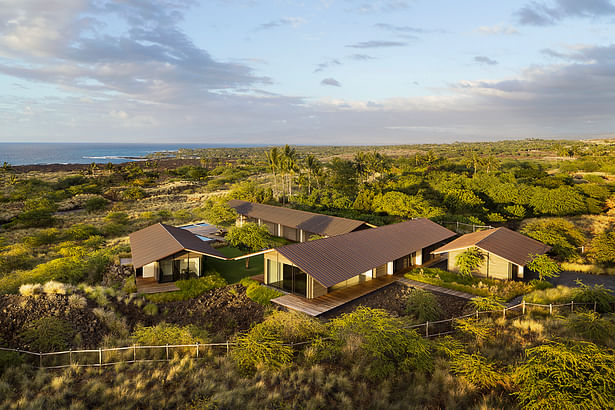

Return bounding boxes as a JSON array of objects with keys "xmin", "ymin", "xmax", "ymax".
[
  {"xmin": 271, "ymin": 275, "xmax": 399, "ymax": 317},
  {"xmin": 136, "ymin": 277, "xmax": 180, "ymax": 294}
]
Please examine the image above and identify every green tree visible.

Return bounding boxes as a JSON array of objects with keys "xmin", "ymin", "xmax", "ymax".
[
  {"xmin": 455, "ymin": 247, "xmax": 485, "ymax": 277},
  {"xmin": 588, "ymin": 231, "xmax": 615, "ymax": 265},
  {"xmin": 514, "ymin": 341, "xmax": 615, "ymax": 410},
  {"xmin": 198, "ymin": 200, "xmax": 237, "ymax": 226},
  {"xmin": 226, "ymin": 223, "xmax": 271, "ymax": 268},
  {"xmin": 521, "ymin": 218, "xmax": 584, "ymax": 260},
  {"xmin": 374, "ymin": 191, "xmax": 445, "ymax": 219},
  {"xmin": 529, "ymin": 186, "xmax": 586, "ymax": 216},
  {"xmin": 526, "ymin": 254, "xmax": 561, "ymax": 281},
  {"xmin": 303, "ymin": 154, "xmax": 321, "ymax": 195}
]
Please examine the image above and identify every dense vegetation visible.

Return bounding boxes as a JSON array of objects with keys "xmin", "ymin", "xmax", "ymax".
[{"xmin": 0, "ymin": 139, "xmax": 614, "ymax": 408}]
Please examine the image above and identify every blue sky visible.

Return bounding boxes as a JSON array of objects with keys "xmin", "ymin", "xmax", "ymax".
[{"xmin": 1, "ymin": 0, "xmax": 615, "ymax": 144}]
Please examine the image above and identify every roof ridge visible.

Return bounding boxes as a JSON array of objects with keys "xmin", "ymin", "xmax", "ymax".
[
  {"xmin": 230, "ymin": 199, "xmax": 366, "ymax": 224},
  {"xmin": 159, "ymin": 222, "xmax": 190, "ymax": 249}
]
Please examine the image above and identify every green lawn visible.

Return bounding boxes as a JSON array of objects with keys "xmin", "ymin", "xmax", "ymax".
[{"xmin": 208, "ymin": 245, "xmax": 264, "ymax": 284}]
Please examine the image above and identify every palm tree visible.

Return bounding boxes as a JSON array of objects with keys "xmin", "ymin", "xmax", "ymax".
[
  {"xmin": 265, "ymin": 147, "xmax": 281, "ymax": 198},
  {"xmin": 281, "ymin": 145, "xmax": 297, "ymax": 202},
  {"xmin": 304, "ymin": 154, "xmax": 321, "ymax": 195}
]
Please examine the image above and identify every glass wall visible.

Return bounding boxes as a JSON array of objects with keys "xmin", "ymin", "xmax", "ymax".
[
  {"xmin": 268, "ymin": 260, "xmax": 307, "ymax": 297},
  {"xmin": 158, "ymin": 252, "xmax": 202, "ymax": 283}
]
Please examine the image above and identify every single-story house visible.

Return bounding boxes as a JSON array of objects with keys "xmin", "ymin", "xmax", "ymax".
[
  {"xmin": 228, "ymin": 199, "xmax": 373, "ymax": 242},
  {"xmin": 431, "ymin": 227, "xmax": 551, "ymax": 280},
  {"xmin": 262, "ymin": 219, "xmax": 456, "ymax": 298},
  {"xmin": 129, "ymin": 223, "xmax": 227, "ymax": 283}
]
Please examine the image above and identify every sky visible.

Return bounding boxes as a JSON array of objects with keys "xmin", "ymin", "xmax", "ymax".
[{"xmin": 1, "ymin": 0, "xmax": 614, "ymax": 145}]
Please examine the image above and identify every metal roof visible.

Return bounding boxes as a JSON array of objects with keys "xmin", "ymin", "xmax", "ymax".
[
  {"xmin": 432, "ymin": 227, "xmax": 551, "ymax": 266},
  {"xmin": 275, "ymin": 219, "xmax": 456, "ymax": 288},
  {"xmin": 129, "ymin": 223, "xmax": 226, "ymax": 269},
  {"xmin": 227, "ymin": 200, "xmax": 371, "ymax": 237}
]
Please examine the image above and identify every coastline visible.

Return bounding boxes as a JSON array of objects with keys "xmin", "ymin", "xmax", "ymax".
[{"xmin": 10, "ymin": 158, "xmax": 203, "ymax": 174}]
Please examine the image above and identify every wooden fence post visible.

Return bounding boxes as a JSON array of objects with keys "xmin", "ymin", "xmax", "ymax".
[
  {"xmin": 425, "ymin": 321, "xmax": 429, "ymax": 337},
  {"xmin": 571, "ymin": 301, "xmax": 574, "ymax": 312},
  {"xmin": 133, "ymin": 344, "xmax": 136, "ymax": 362},
  {"xmin": 522, "ymin": 300, "xmax": 526, "ymax": 315},
  {"xmin": 69, "ymin": 349, "xmax": 72, "ymax": 366},
  {"xmin": 503, "ymin": 308, "xmax": 506, "ymax": 319},
  {"xmin": 39, "ymin": 352, "xmax": 42, "ymax": 369},
  {"xmin": 226, "ymin": 341, "xmax": 229, "ymax": 355},
  {"xmin": 476, "ymin": 310, "xmax": 479, "ymax": 319},
  {"xmin": 594, "ymin": 302, "xmax": 597, "ymax": 312},
  {"xmin": 166, "ymin": 344, "xmax": 169, "ymax": 361},
  {"xmin": 549, "ymin": 304, "xmax": 553, "ymax": 315},
  {"xmin": 196, "ymin": 343, "xmax": 199, "ymax": 358},
  {"xmin": 99, "ymin": 348, "xmax": 102, "ymax": 368}
]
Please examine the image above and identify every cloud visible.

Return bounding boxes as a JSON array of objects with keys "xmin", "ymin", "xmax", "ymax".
[
  {"xmin": 346, "ymin": 40, "xmax": 407, "ymax": 48},
  {"xmin": 255, "ymin": 17, "xmax": 306, "ymax": 31},
  {"xmin": 348, "ymin": 53, "xmax": 376, "ymax": 60},
  {"xmin": 516, "ymin": 0, "xmax": 615, "ymax": 26},
  {"xmin": 345, "ymin": 1, "xmax": 410, "ymax": 14},
  {"xmin": 321, "ymin": 78, "xmax": 341, "ymax": 87},
  {"xmin": 314, "ymin": 58, "xmax": 341, "ymax": 73},
  {"xmin": 477, "ymin": 24, "xmax": 519, "ymax": 35},
  {"xmin": 474, "ymin": 56, "xmax": 498, "ymax": 65},
  {"xmin": 0, "ymin": 0, "xmax": 271, "ymax": 105},
  {"xmin": 374, "ymin": 23, "xmax": 425, "ymax": 39}
]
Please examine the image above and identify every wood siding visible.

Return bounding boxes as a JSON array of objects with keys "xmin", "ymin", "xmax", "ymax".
[{"xmin": 447, "ymin": 249, "xmax": 521, "ymax": 280}]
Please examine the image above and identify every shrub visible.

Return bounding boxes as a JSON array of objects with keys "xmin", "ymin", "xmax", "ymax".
[
  {"xmin": 454, "ymin": 318, "xmax": 493, "ymax": 344},
  {"xmin": 240, "ymin": 278, "xmax": 282, "ymax": 305},
  {"xmin": 84, "ymin": 196, "xmax": 109, "ymax": 213},
  {"xmin": 565, "ymin": 311, "xmax": 615, "ymax": 346},
  {"xmin": 68, "ymin": 294, "xmax": 87, "ymax": 309},
  {"xmin": 122, "ymin": 187, "xmax": 146, "ymax": 200},
  {"xmin": 131, "ymin": 323, "xmax": 208, "ymax": 346},
  {"xmin": 0, "ymin": 244, "xmax": 33, "ymax": 274},
  {"xmin": 468, "ymin": 296, "xmax": 505, "ymax": 312},
  {"xmin": 450, "ymin": 353, "xmax": 509, "ymax": 390},
  {"xmin": 572, "ymin": 280, "xmax": 615, "ymax": 313},
  {"xmin": 0, "ymin": 351, "xmax": 24, "ymax": 373},
  {"xmin": 514, "ymin": 341, "xmax": 615, "ymax": 410},
  {"xmin": 405, "ymin": 288, "xmax": 443, "ymax": 322},
  {"xmin": 588, "ymin": 232, "xmax": 615, "ymax": 265},
  {"xmin": 93, "ymin": 308, "xmax": 129, "ymax": 338},
  {"xmin": 232, "ymin": 325, "xmax": 294, "ymax": 374},
  {"xmin": 18, "ymin": 283, "xmax": 43, "ymax": 296},
  {"xmin": 122, "ymin": 276, "xmax": 137, "ymax": 294},
  {"xmin": 258, "ymin": 311, "xmax": 326, "ymax": 344},
  {"xmin": 19, "ymin": 317, "xmax": 74, "ymax": 352},
  {"xmin": 65, "ymin": 224, "xmax": 102, "ymax": 241},
  {"xmin": 42, "ymin": 281, "xmax": 68, "ymax": 295},
  {"xmin": 143, "ymin": 303, "xmax": 159, "ymax": 316},
  {"xmin": 523, "ymin": 285, "xmax": 579, "ymax": 305},
  {"xmin": 327, "ymin": 307, "xmax": 432, "ymax": 378},
  {"xmin": 521, "ymin": 218, "xmax": 584, "ymax": 260},
  {"xmin": 147, "ymin": 274, "xmax": 227, "ymax": 303}
]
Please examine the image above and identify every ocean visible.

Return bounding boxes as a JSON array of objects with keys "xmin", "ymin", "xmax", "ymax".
[{"xmin": 0, "ymin": 143, "xmax": 251, "ymax": 166}]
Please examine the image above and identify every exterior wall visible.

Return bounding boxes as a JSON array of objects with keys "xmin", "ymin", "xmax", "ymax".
[
  {"xmin": 143, "ymin": 262, "xmax": 158, "ymax": 279},
  {"xmin": 415, "ymin": 249, "xmax": 423, "ymax": 265},
  {"xmin": 387, "ymin": 261, "xmax": 394, "ymax": 275},
  {"xmin": 310, "ymin": 277, "xmax": 327, "ymax": 298},
  {"xmin": 446, "ymin": 248, "xmax": 523, "ymax": 280}
]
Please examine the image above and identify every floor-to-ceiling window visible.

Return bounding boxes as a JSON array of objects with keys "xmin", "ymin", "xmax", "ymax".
[
  {"xmin": 158, "ymin": 252, "xmax": 202, "ymax": 282},
  {"xmin": 268, "ymin": 261, "xmax": 307, "ymax": 297}
]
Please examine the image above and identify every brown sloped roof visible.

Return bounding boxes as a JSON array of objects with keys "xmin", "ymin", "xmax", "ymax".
[
  {"xmin": 275, "ymin": 219, "xmax": 456, "ymax": 288},
  {"xmin": 227, "ymin": 200, "xmax": 371, "ymax": 237},
  {"xmin": 432, "ymin": 227, "xmax": 551, "ymax": 266},
  {"xmin": 129, "ymin": 223, "xmax": 226, "ymax": 269}
]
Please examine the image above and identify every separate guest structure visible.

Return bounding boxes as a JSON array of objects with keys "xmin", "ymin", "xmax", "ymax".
[
  {"xmin": 228, "ymin": 199, "xmax": 373, "ymax": 242},
  {"xmin": 263, "ymin": 218, "xmax": 456, "ymax": 299},
  {"xmin": 431, "ymin": 227, "xmax": 551, "ymax": 280},
  {"xmin": 129, "ymin": 223, "xmax": 227, "ymax": 283}
]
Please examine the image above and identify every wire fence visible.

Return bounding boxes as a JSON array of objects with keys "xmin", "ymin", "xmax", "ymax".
[
  {"xmin": 436, "ymin": 221, "xmax": 494, "ymax": 234},
  {"xmin": 0, "ymin": 300, "xmax": 608, "ymax": 369}
]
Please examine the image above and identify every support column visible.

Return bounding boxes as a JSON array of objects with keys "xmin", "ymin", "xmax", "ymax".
[{"xmin": 387, "ymin": 261, "xmax": 394, "ymax": 275}]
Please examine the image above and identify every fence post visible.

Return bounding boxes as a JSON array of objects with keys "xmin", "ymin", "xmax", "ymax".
[
  {"xmin": 522, "ymin": 300, "xmax": 526, "ymax": 315},
  {"xmin": 594, "ymin": 302, "xmax": 597, "ymax": 312},
  {"xmin": 549, "ymin": 304, "xmax": 553, "ymax": 315},
  {"xmin": 425, "ymin": 321, "xmax": 429, "ymax": 337},
  {"xmin": 166, "ymin": 344, "xmax": 169, "ymax": 361},
  {"xmin": 196, "ymin": 343, "xmax": 199, "ymax": 358},
  {"xmin": 456, "ymin": 221, "xmax": 459, "ymax": 231},
  {"xmin": 133, "ymin": 344, "xmax": 136, "ymax": 362},
  {"xmin": 571, "ymin": 301, "xmax": 574, "ymax": 312},
  {"xmin": 226, "ymin": 341, "xmax": 229, "ymax": 355},
  {"xmin": 39, "ymin": 352, "xmax": 42, "ymax": 369},
  {"xmin": 69, "ymin": 349, "xmax": 72, "ymax": 366},
  {"xmin": 99, "ymin": 348, "xmax": 102, "ymax": 368},
  {"xmin": 503, "ymin": 308, "xmax": 506, "ymax": 319},
  {"xmin": 476, "ymin": 310, "xmax": 479, "ymax": 319}
]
